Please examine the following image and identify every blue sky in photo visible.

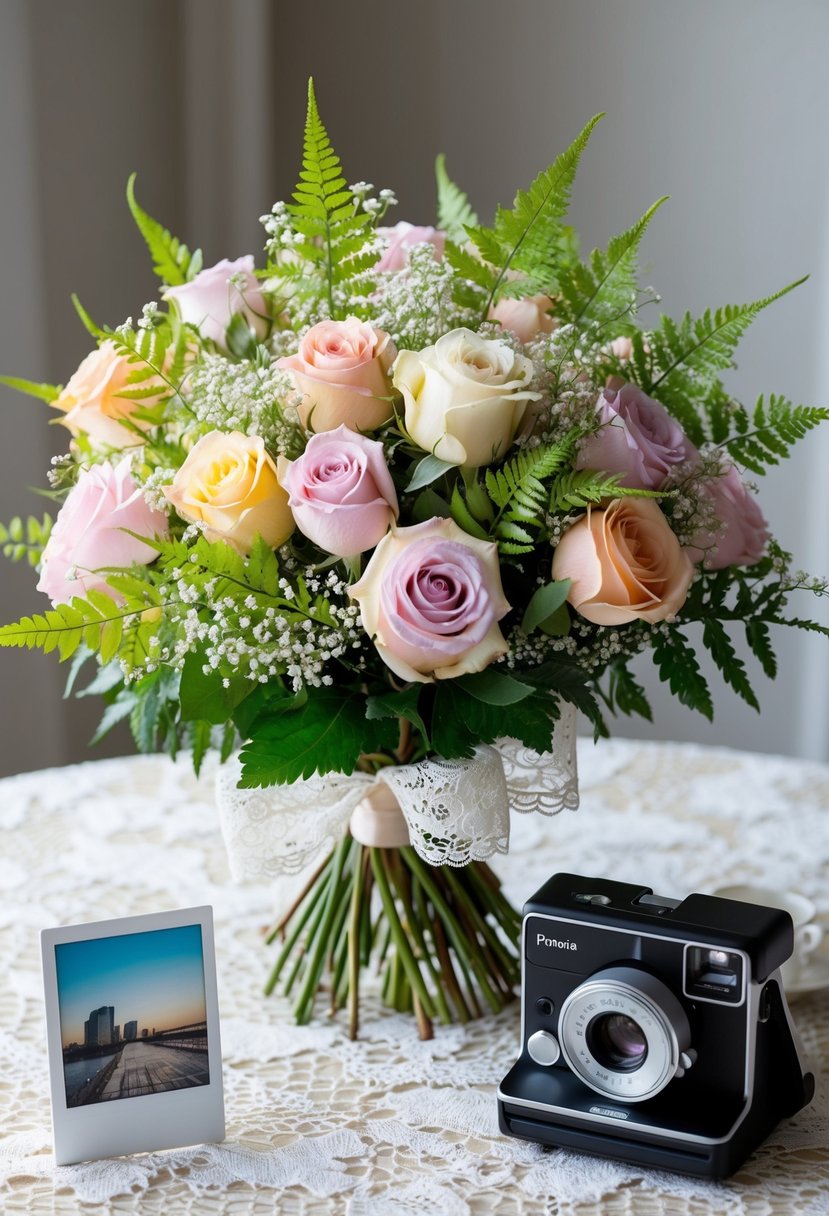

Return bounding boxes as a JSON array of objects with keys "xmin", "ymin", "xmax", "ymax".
[{"xmin": 55, "ymin": 924, "xmax": 206, "ymax": 1047}]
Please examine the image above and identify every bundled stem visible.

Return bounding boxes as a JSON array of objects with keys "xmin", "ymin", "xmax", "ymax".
[{"xmin": 263, "ymin": 835, "xmax": 521, "ymax": 1039}]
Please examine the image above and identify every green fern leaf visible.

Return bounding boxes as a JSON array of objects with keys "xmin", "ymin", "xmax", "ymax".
[
  {"xmin": 0, "ymin": 374, "xmax": 61, "ymax": 403},
  {"xmin": 435, "ymin": 154, "xmax": 478, "ymax": 243},
  {"xmin": 557, "ymin": 196, "xmax": 668, "ymax": 331},
  {"xmin": 469, "ymin": 113, "xmax": 603, "ymax": 313},
  {"xmin": 745, "ymin": 619, "xmax": 777, "ymax": 679},
  {"xmin": 548, "ymin": 472, "xmax": 664, "ymax": 514},
  {"xmin": 702, "ymin": 618, "xmax": 760, "ymax": 710},
  {"xmin": 126, "ymin": 174, "xmax": 202, "ymax": 286},
  {"xmin": 652, "ymin": 626, "xmax": 714, "ymax": 719},
  {"xmin": 0, "ymin": 513, "xmax": 53, "ymax": 566},
  {"xmin": 726, "ymin": 394, "xmax": 829, "ymax": 474}
]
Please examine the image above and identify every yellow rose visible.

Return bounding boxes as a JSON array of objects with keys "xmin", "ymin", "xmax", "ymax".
[
  {"xmin": 164, "ymin": 431, "xmax": 294, "ymax": 554},
  {"xmin": 53, "ymin": 341, "xmax": 164, "ymax": 449},
  {"xmin": 552, "ymin": 498, "xmax": 694, "ymax": 625}
]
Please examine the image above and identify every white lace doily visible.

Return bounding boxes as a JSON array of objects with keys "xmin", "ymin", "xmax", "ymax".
[
  {"xmin": 217, "ymin": 706, "xmax": 580, "ymax": 878},
  {"xmin": 2, "ymin": 738, "xmax": 829, "ymax": 1214}
]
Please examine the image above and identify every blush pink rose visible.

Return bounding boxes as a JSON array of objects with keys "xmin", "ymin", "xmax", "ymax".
[
  {"xmin": 349, "ymin": 517, "xmax": 510, "ymax": 683},
  {"xmin": 37, "ymin": 457, "xmax": 168, "ymax": 605},
  {"xmin": 277, "ymin": 426, "xmax": 398, "ymax": 558},
  {"xmin": 576, "ymin": 383, "xmax": 699, "ymax": 490},
  {"xmin": 489, "ymin": 294, "xmax": 558, "ymax": 343},
  {"xmin": 278, "ymin": 317, "xmax": 397, "ymax": 433},
  {"xmin": 688, "ymin": 465, "xmax": 769, "ymax": 569},
  {"xmin": 552, "ymin": 498, "xmax": 694, "ymax": 626},
  {"xmin": 53, "ymin": 341, "xmax": 163, "ymax": 449},
  {"xmin": 375, "ymin": 222, "xmax": 446, "ymax": 272},
  {"xmin": 164, "ymin": 255, "xmax": 268, "ymax": 349}
]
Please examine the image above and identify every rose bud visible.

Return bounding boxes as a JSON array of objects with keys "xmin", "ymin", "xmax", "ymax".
[
  {"xmin": 489, "ymin": 294, "xmax": 558, "ymax": 344},
  {"xmin": 375, "ymin": 221, "xmax": 446, "ymax": 272}
]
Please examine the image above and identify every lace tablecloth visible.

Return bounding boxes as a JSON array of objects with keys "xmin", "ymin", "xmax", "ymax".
[{"xmin": 2, "ymin": 739, "xmax": 828, "ymax": 1215}]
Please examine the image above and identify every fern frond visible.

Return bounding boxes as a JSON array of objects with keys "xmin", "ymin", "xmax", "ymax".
[
  {"xmin": 468, "ymin": 114, "xmax": 603, "ymax": 313},
  {"xmin": 547, "ymin": 472, "xmax": 664, "ymax": 514},
  {"xmin": 651, "ymin": 626, "xmax": 714, "ymax": 720},
  {"xmin": 726, "ymin": 394, "xmax": 829, "ymax": 474},
  {"xmin": 557, "ymin": 196, "xmax": 668, "ymax": 331},
  {"xmin": 0, "ymin": 374, "xmax": 61, "ymax": 403},
  {"xmin": 126, "ymin": 174, "xmax": 202, "ymax": 286},
  {"xmin": 702, "ymin": 618, "xmax": 760, "ymax": 710},
  {"xmin": 0, "ymin": 595, "xmax": 144, "ymax": 662},
  {"xmin": 435, "ymin": 154, "xmax": 478, "ymax": 243},
  {"xmin": 642, "ymin": 279, "xmax": 807, "ymax": 444},
  {"xmin": 0, "ymin": 514, "xmax": 53, "ymax": 566},
  {"xmin": 285, "ymin": 79, "xmax": 374, "ymax": 317}
]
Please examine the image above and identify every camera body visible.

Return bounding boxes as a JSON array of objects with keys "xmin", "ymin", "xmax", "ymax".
[{"xmin": 498, "ymin": 873, "xmax": 814, "ymax": 1178}]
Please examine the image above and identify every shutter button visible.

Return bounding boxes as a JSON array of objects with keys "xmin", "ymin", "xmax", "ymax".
[{"xmin": 527, "ymin": 1030, "xmax": 561, "ymax": 1066}]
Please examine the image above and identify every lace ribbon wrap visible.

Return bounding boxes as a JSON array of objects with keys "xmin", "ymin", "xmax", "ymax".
[{"xmin": 216, "ymin": 704, "xmax": 579, "ymax": 882}]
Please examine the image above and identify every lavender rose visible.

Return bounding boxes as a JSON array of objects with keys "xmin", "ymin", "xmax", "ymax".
[
  {"xmin": 576, "ymin": 383, "xmax": 698, "ymax": 490},
  {"xmin": 688, "ymin": 464, "xmax": 769, "ymax": 569},
  {"xmin": 277, "ymin": 426, "xmax": 398, "ymax": 558},
  {"xmin": 349, "ymin": 517, "xmax": 510, "ymax": 683},
  {"xmin": 165, "ymin": 255, "xmax": 268, "ymax": 349},
  {"xmin": 375, "ymin": 221, "xmax": 445, "ymax": 272},
  {"xmin": 37, "ymin": 457, "xmax": 168, "ymax": 605}
]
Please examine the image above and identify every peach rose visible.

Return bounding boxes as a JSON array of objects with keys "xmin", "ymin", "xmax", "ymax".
[
  {"xmin": 278, "ymin": 318, "xmax": 397, "ymax": 433},
  {"xmin": 552, "ymin": 498, "xmax": 694, "ymax": 625},
  {"xmin": 164, "ymin": 431, "xmax": 293, "ymax": 554},
  {"xmin": 53, "ymin": 341, "xmax": 163, "ymax": 449},
  {"xmin": 393, "ymin": 328, "xmax": 540, "ymax": 467},
  {"xmin": 489, "ymin": 294, "xmax": 557, "ymax": 344},
  {"xmin": 349, "ymin": 517, "xmax": 510, "ymax": 683},
  {"xmin": 37, "ymin": 457, "xmax": 168, "ymax": 605}
]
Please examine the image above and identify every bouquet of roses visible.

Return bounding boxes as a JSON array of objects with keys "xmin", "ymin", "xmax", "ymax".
[{"xmin": 2, "ymin": 80, "xmax": 826, "ymax": 1036}]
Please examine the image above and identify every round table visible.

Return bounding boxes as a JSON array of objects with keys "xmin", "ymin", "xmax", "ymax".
[{"xmin": 1, "ymin": 739, "xmax": 828, "ymax": 1215}]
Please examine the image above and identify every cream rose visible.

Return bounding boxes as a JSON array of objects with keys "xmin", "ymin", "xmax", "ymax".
[
  {"xmin": 393, "ymin": 328, "xmax": 540, "ymax": 467},
  {"xmin": 277, "ymin": 318, "xmax": 396, "ymax": 433},
  {"xmin": 164, "ymin": 431, "xmax": 293, "ymax": 554},
  {"xmin": 552, "ymin": 498, "xmax": 694, "ymax": 625},
  {"xmin": 53, "ymin": 341, "xmax": 163, "ymax": 449},
  {"xmin": 349, "ymin": 517, "xmax": 510, "ymax": 683}
]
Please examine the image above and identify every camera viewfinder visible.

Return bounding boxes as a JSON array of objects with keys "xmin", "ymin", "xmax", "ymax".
[{"xmin": 684, "ymin": 944, "xmax": 745, "ymax": 1005}]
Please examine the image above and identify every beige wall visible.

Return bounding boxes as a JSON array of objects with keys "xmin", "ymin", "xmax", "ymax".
[{"xmin": 1, "ymin": 0, "xmax": 827, "ymax": 775}]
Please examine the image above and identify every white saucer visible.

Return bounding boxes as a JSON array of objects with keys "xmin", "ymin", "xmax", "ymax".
[{"xmin": 784, "ymin": 953, "xmax": 829, "ymax": 999}]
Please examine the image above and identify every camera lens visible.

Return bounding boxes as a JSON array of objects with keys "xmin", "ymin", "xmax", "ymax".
[{"xmin": 586, "ymin": 1013, "xmax": 648, "ymax": 1072}]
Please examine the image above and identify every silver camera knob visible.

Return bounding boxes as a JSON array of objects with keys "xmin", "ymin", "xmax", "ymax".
[{"xmin": 527, "ymin": 1030, "xmax": 561, "ymax": 1066}]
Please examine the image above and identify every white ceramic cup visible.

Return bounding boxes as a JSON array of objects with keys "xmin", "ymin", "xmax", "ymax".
[{"xmin": 711, "ymin": 884, "xmax": 824, "ymax": 989}]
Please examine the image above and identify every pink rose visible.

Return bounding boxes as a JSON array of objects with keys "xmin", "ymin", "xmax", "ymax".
[
  {"xmin": 576, "ymin": 383, "xmax": 699, "ymax": 490},
  {"xmin": 349, "ymin": 517, "xmax": 510, "ymax": 683},
  {"xmin": 552, "ymin": 498, "xmax": 694, "ymax": 626},
  {"xmin": 278, "ymin": 317, "xmax": 397, "ymax": 433},
  {"xmin": 375, "ymin": 222, "xmax": 446, "ymax": 272},
  {"xmin": 489, "ymin": 294, "xmax": 558, "ymax": 344},
  {"xmin": 277, "ymin": 426, "xmax": 398, "ymax": 558},
  {"xmin": 164, "ymin": 256, "xmax": 268, "ymax": 349},
  {"xmin": 37, "ymin": 458, "xmax": 168, "ymax": 605},
  {"xmin": 688, "ymin": 465, "xmax": 769, "ymax": 569},
  {"xmin": 609, "ymin": 336, "xmax": 634, "ymax": 361}
]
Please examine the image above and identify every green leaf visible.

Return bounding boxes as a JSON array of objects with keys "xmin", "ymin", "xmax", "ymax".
[
  {"xmin": 456, "ymin": 669, "xmax": 536, "ymax": 705},
  {"xmin": 557, "ymin": 196, "xmax": 668, "ymax": 331},
  {"xmin": 91, "ymin": 692, "xmax": 138, "ymax": 746},
  {"xmin": 225, "ymin": 311, "xmax": 259, "ymax": 359},
  {"xmin": 521, "ymin": 579, "xmax": 572, "ymax": 635},
  {"xmin": 0, "ymin": 513, "xmax": 53, "ymax": 566},
  {"xmin": 607, "ymin": 664, "xmax": 653, "ymax": 722},
  {"xmin": 239, "ymin": 687, "xmax": 399, "ymax": 785},
  {"xmin": 431, "ymin": 682, "xmax": 559, "ymax": 758},
  {"xmin": 189, "ymin": 719, "xmax": 213, "ymax": 776},
  {"xmin": 366, "ymin": 685, "xmax": 430, "ymax": 745},
  {"xmin": 0, "ymin": 374, "xmax": 61, "ymax": 403},
  {"xmin": 702, "ymin": 618, "xmax": 760, "ymax": 711},
  {"xmin": 469, "ymin": 113, "xmax": 604, "ymax": 312},
  {"xmin": 726, "ymin": 395, "xmax": 829, "ymax": 474},
  {"xmin": 435, "ymin": 154, "xmax": 478, "ymax": 243},
  {"xmin": 411, "ymin": 488, "xmax": 451, "ymax": 523},
  {"xmin": 450, "ymin": 483, "xmax": 489, "ymax": 540},
  {"xmin": 126, "ymin": 173, "xmax": 202, "ymax": 286},
  {"xmin": 745, "ymin": 619, "xmax": 777, "ymax": 680},
  {"xmin": 651, "ymin": 626, "xmax": 714, "ymax": 720},
  {"xmin": 538, "ymin": 603, "xmax": 571, "ymax": 636},
  {"xmin": 71, "ymin": 293, "xmax": 106, "ymax": 339},
  {"xmin": 521, "ymin": 659, "xmax": 607, "ymax": 738},
  {"xmin": 406, "ymin": 453, "xmax": 456, "ymax": 492},
  {"xmin": 179, "ymin": 651, "xmax": 254, "ymax": 725}
]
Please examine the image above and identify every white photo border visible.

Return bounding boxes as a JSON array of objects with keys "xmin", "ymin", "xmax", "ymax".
[{"xmin": 41, "ymin": 905, "xmax": 225, "ymax": 1166}]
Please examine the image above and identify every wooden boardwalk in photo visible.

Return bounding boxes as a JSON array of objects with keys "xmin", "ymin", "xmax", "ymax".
[{"xmin": 99, "ymin": 1041, "xmax": 209, "ymax": 1100}]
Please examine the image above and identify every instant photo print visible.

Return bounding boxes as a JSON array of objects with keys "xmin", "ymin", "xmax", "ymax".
[{"xmin": 41, "ymin": 906, "xmax": 225, "ymax": 1165}]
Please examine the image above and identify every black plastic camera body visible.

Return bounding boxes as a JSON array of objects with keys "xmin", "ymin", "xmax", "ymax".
[{"xmin": 498, "ymin": 873, "xmax": 814, "ymax": 1179}]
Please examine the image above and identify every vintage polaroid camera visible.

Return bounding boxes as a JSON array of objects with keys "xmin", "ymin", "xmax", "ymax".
[{"xmin": 498, "ymin": 873, "xmax": 814, "ymax": 1179}]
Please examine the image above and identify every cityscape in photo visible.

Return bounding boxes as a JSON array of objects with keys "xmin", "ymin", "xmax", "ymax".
[{"xmin": 54, "ymin": 924, "xmax": 209, "ymax": 1106}]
